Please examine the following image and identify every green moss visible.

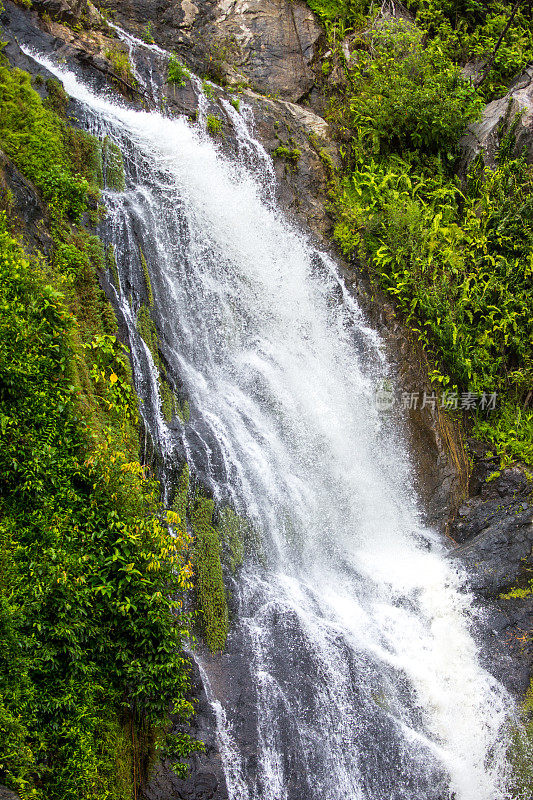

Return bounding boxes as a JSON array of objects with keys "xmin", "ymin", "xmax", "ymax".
[
  {"xmin": 69, "ymin": 130, "xmax": 104, "ymax": 189},
  {"xmin": 272, "ymin": 145, "xmax": 301, "ymax": 170},
  {"xmin": 44, "ymin": 77, "xmax": 69, "ymax": 115},
  {"xmin": 174, "ymin": 398, "xmax": 190, "ymax": 423},
  {"xmin": 161, "ymin": 378, "xmax": 174, "ymax": 422},
  {"xmin": 190, "ymin": 494, "xmax": 229, "ymax": 652},
  {"xmin": 508, "ymin": 682, "xmax": 533, "ymax": 797},
  {"xmin": 137, "ymin": 302, "xmax": 160, "ymax": 369},
  {"xmin": 218, "ymin": 506, "xmax": 246, "ymax": 574},
  {"xmin": 106, "ymin": 244, "xmax": 120, "ymax": 289},
  {"xmin": 206, "ymin": 114, "xmax": 222, "ymax": 138},
  {"xmin": 102, "ymin": 136, "xmax": 125, "ymax": 192},
  {"xmin": 173, "ymin": 463, "xmax": 190, "ymax": 535},
  {"xmin": 139, "ymin": 246, "xmax": 153, "ymax": 307}
]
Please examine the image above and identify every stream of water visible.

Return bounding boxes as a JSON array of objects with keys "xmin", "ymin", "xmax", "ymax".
[{"xmin": 25, "ymin": 42, "xmax": 516, "ymax": 800}]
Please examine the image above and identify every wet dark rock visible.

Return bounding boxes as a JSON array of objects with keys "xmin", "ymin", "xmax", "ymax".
[
  {"xmin": 449, "ymin": 459, "xmax": 533, "ymax": 694},
  {"xmin": 453, "ymin": 506, "xmax": 533, "ymax": 594},
  {"xmin": 0, "ymin": 150, "xmax": 53, "ymax": 254},
  {"xmin": 100, "ymin": 0, "xmax": 322, "ymax": 102},
  {"xmin": 141, "ymin": 659, "xmax": 229, "ymax": 800},
  {"xmin": 33, "ymin": 0, "xmax": 102, "ymax": 27}
]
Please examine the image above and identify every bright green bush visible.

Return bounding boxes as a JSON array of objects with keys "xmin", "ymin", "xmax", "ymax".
[
  {"xmin": 346, "ymin": 21, "xmax": 482, "ymax": 159},
  {"xmin": 0, "ymin": 66, "xmax": 98, "ymax": 220},
  {"xmin": 206, "ymin": 114, "xmax": 223, "ymax": 137},
  {"xmin": 407, "ymin": 0, "xmax": 533, "ymax": 100},
  {"xmin": 167, "ymin": 54, "xmax": 190, "ymax": 86},
  {"xmin": 305, "ymin": 0, "xmax": 365, "ymax": 30}
]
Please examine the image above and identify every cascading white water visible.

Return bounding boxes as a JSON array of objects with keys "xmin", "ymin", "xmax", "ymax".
[{"xmin": 26, "ymin": 46, "xmax": 517, "ymax": 800}]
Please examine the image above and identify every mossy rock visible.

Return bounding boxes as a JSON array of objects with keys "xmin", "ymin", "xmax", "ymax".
[{"xmin": 190, "ymin": 494, "xmax": 229, "ymax": 652}]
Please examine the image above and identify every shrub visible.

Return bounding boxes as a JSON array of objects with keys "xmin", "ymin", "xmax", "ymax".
[
  {"xmin": 406, "ymin": 0, "xmax": 533, "ymax": 100},
  {"xmin": 347, "ymin": 21, "xmax": 483, "ymax": 160},
  {"xmin": 105, "ymin": 47, "xmax": 136, "ymax": 85},
  {"xmin": 206, "ymin": 114, "xmax": 222, "ymax": 137},
  {"xmin": 167, "ymin": 54, "xmax": 190, "ymax": 86},
  {"xmin": 142, "ymin": 22, "xmax": 155, "ymax": 44}
]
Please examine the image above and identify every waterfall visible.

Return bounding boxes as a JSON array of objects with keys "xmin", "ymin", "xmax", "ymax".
[{"xmin": 26, "ymin": 45, "xmax": 517, "ymax": 800}]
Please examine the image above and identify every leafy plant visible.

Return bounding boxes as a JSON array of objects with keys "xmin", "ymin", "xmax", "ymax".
[
  {"xmin": 167, "ymin": 54, "xmax": 190, "ymax": 86},
  {"xmin": 333, "ymin": 144, "xmax": 533, "ymax": 463},
  {"xmin": 104, "ymin": 46, "xmax": 136, "ymax": 87},
  {"xmin": 206, "ymin": 114, "xmax": 223, "ymax": 137},
  {"xmin": 202, "ymin": 79, "xmax": 215, "ymax": 99},
  {"xmin": 273, "ymin": 144, "xmax": 301, "ymax": 170},
  {"xmin": 0, "ymin": 209, "xmax": 200, "ymax": 798},
  {"xmin": 142, "ymin": 22, "xmax": 155, "ymax": 44},
  {"xmin": 0, "ymin": 61, "xmax": 201, "ymax": 798},
  {"xmin": 346, "ymin": 20, "xmax": 483, "ymax": 160}
]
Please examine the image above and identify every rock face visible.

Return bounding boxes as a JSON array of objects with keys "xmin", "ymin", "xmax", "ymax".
[
  {"xmin": 449, "ymin": 456, "xmax": 533, "ymax": 694},
  {"xmin": 102, "ymin": 0, "xmax": 322, "ymax": 101},
  {"xmin": 0, "ymin": 787, "xmax": 21, "ymax": 800},
  {"xmin": 0, "ymin": 150, "xmax": 53, "ymax": 254},
  {"xmin": 141, "ymin": 660, "xmax": 229, "ymax": 800},
  {"xmin": 456, "ymin": 76, "xmax": 533, "ymax": 694},
  {"xmin": 452, "ymin": 469, "xmax": 532, "ymax": 595},
  {"xmin": 460, "ymin": 65, "xmax": 533, "ymax": 169},
  {"xmin": 357, "ymin": 292, "xmax": 470, "ymax": 533}
]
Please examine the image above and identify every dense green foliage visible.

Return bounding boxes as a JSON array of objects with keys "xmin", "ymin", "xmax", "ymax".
[
  {"xmin": 345, "ymin": 21, "xmax": 482, "ymax": 159},
  {"xmin": 334, "ymin": 148, "xmax": 533, "ymax": 462},
  {"xmin": 0, "ymin": 66, "xmax": 95, "ymax": 221},
  {"xmin": 307, "ymin": 0, "xmax": 533, "ymax": 465},
  {"xmin": 0, "ymin": 62, "xmax": 199, "ymax": 798},
  {"xmin": 305, "ymin": 0, "xmax": 365, "ymax": 30},
  {"xmin": 407, "ymin": 0, "xmax": 533, "ymax": 101},
  {"xmin": 0, "ymin": 215, "xmax": 197, "ymax": 798},
  {"xmin": 308, "ymin": 0, "xmax": 533, "ymax": 104}
]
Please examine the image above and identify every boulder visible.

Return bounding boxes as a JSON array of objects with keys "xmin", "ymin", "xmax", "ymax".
[
  {"xmin": 460, "ymin": 65, "xmax": 533, "ymax": 170},
  {"xmin": 0, "ymin": 787, "xmax": 21, "ymax": 800}
]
